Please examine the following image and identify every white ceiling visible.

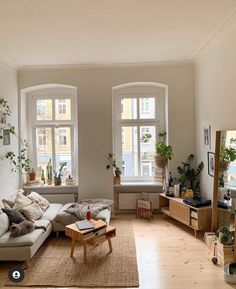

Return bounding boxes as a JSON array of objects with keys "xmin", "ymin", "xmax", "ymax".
[{"xmin": 0, "ymin": 0, "xmax": 235, "ymax": 70}]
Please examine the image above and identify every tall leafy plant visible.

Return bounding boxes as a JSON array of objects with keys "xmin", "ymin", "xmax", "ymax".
[{"xmin": 177, "ymin": 154, "xmax": 204, "ymax": 194}]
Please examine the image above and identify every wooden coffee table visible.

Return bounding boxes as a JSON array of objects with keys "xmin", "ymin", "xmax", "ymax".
[{"xmin": 65, "ymin": 219, "xmax": 116, "ymax": 264}]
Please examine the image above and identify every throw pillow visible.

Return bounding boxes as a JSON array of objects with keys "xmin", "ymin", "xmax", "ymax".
[
  {"xmin": 27, "ymin": 192, "xmax": 49, "ymax": 211},
  {"xmin": 13, "ymin": 192, "xmax": 32, "ymax": 210},
  {"xmin": 2, "ymin": 189, "xmax": 25, "ymax": 209},
  {"xmin": 2, "ymin": 208, "xmax": 26, "ymax": 225},
  {"xmin": 0, "ymin": 212, "xmax": 10, "ymax": 237},
  {"xmin": 21, "ymin": 203, "xmax": 44, "ymax": 222}
]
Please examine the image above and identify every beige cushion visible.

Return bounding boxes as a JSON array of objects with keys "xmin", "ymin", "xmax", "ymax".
[
  {"xmin": 21, "ymin": 203, "xmax": 43, "ymax": 222},
  {"xmin": 13, "ymin": 192, "xmax": 32, "ymax": 210},
  {"xmin": 2, "ymin": 189, "xmax": 25, "ymax": 209},
  {"xmin": 40, "ymin": 203, "xmax": 63, "ymax": 221},
  {"xmin": 27, "ymin": 191, "xmax": 49, "ymax": 212},
  {"xmin": 0, "ymin": 213, "xmax": 10, "ymax": 237}
]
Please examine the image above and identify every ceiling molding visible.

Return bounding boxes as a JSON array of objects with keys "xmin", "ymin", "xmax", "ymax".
[
  {"xmin": 0, "ymin": 57, "xmax": 18, "ymax": 73},
  {"xmin": 191, "ymin": 7, "xmax": 236, "ymax": 59},
  {"xmin": 19, "ymin": 59, "xmax": 194, "ymax": 72}
]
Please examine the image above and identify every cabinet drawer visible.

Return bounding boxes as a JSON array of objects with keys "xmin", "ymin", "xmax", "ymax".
[
  {"xmin": 191, "ymin": 218, "xmax": 199, "ymax": 229},
  {"xmin": 190, "ymin": 210, "xmax": 198, "ymax": 219}
]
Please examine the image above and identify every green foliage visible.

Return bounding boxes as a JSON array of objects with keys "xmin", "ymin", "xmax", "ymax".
[
  {"xmin": 54, "ymin": 162, "xmax": 67, "ymax": 178},
  {"xmin": 0, "ymin": 97, "xmax": 11, "ymax": 116},
  {"xmin": 106, "ymin": 153, "xmax": 121, "ymax": 176},
  {"xmin": 46, "ymin": 159, "xmax": 53, "ymax": 179},
  {"xmin": 218, "ymin": 225, "xmax": 234, "ymax": 245},
  {"xmin": 5, "ymin": 140, "xmax": 34, "ymax": 174},
  {"xmin": 220, "ymin": 144, "xmax": 236, "ymax": 162},
  {"xmin": 177, "ymin": 154, "xmax": 204, "ymax": 193},
  {"xmin": 156, "ymin": 142, "xmax": 173, "ymax": 160},
  {"xmin": 141, "ymin": 131, "xmax": 173, "ymax": 161}
]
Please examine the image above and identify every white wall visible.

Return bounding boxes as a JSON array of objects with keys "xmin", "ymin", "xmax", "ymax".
[
  {"xmin": 195, "ymin": 11, "xmax": 236, "ymax": 199},
  {"xmin": 18, "ymin": 64, "xmax": 195, "ymax": 199},
  {"xmin": 0, "ymin": 63, "xmax": 19, "ymax": 198}
]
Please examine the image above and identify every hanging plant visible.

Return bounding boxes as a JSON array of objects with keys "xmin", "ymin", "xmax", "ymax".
[{"xmin": 0, "ymin": 97, "xmax": 11, "ymax": 116}]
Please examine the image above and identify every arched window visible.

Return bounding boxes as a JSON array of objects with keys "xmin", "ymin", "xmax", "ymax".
[
  {"xmin": 112, "ymin": 82, "xmax": 168, "ymax": 181},
  {"xmin": 21, "ymin": 84, "xmax": 78, "ymax": 181}
]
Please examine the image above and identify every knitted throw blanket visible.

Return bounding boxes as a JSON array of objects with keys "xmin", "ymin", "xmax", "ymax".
[{"xmin": 64, "ymin": 202, "xmax": 109, "ymax": 220}]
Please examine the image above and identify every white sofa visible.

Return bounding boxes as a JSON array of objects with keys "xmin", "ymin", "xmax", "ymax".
[
  {"xmin": 0, "ymin": 203, "xmax": 63, "ymax": 267},
  {"xmin": 0, "ymin": 198, "xmax": 112, "ymax": 267}
]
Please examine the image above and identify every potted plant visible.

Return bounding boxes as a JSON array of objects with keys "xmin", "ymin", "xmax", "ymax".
[
  {"xmin": 141, "ymin": 132, "xmax": 173, "ymax": 169},
  {"xmin": 177, "ymin": 154, "xmax": 204, "ymax": 197},
  {"xmin": 106, "ymin": 153, "xmax": 122, "ymax": 184},
  {"xmin": 46, "ymin": 159, "xmax": 53, "ymax": 185},
  {"xmin": 54, "ymin": 162, "xmax": 67, "ymax": 186},
  {"xmin": 219, "ymin": 144, "xmax": 236, "ymax": 171},
  {"xmin": 6, "ymin": 140, "xmax": 35, "ymax": 179},
  {"xmin": 218, "ymin": 225, "xmax": 234, "ymax": 245}
]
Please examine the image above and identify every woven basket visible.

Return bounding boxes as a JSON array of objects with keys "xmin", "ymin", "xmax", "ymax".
[
  {"xmin": 219, "ymin": 160, "xmax": 230, "ymax": 172},
  {"xmin": 155, "ymin": 155, "xmax": 167, "ymax": 169}
]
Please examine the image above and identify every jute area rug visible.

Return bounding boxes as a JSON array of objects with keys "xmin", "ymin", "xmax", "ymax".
[{"xmin": 6, "ymin": 218, "xmax": 139, "ymax": 287}]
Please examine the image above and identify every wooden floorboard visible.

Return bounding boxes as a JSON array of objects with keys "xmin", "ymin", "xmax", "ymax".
[{"xmin": 0, "ymin": 214, "xmax": 233, "ymax": 289}]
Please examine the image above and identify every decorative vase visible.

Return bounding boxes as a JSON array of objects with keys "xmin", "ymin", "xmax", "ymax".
[
  {"xmin": 114, "ymin": 175, "xmax": 121, "ymax": 185},
  {"xmin": 155, "ymin": 155, "xmax": 167, "ymax": 169},
  {"xmin": 54, "ymin": 176, "xmax": 61, "ymax": 186}
]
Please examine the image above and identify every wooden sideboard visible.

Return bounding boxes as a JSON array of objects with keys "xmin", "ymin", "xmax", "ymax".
[{"xmin": 159, "ymin": 193, "xmax": 212, "ymax": 237}]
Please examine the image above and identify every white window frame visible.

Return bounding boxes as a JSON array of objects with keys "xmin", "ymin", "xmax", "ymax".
[
  {"xmin": 56, "ymin": 99, "xmax": 67, "ymax": 116},
  {"xmin": 37, "ymin": 127, "xmax": 47, "ymax": 147},
  {"xmin": 140, "ymin": 98, "xmax": 151, "ymax": 113},
  {"xmin": 112, "ymin": 82, "xmax": 168, "ymax": 182},
  {"xmin": 58, "ymin": 128, "xmax": 68, "ymax": 147},
  {"xmin": 28, "ymin": 93, "xmax": 77, "ymax": 179}
]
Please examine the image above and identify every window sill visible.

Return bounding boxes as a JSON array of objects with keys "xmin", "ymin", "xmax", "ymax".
[
  {"xmin": 113, "ymin": 181, "xmax": 162, "ymax": 187},
  {"xmin": 23, "ymin": 183, "xmax": 78, "ymax": 190}
]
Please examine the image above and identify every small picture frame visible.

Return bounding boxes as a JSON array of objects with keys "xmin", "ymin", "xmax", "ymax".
[
  {"xmin": 3, "ymin": 129, "xmax": 10, "ymax": 145},
  {"xmin": 208, "ymin": 152, "xmax": 215, "ymax": 177},
  {"xmin": 0, "ymin": 113, "xmax": 6, "ymax": 124},
  {"xmin": 203, "ymin": 126, "xmax": 211, "ymax": 149}
]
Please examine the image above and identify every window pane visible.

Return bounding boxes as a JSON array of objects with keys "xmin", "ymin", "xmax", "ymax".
[
  {"xmin": 36, "ymin": 99, "xmax": 52, "ymax": 120},
  {"xmin": 122, "ymin": 126, "xmax": 138, "ymax": 176},
  {"xmin": 36, "ymin": 127, "xmax": 53, "ymax": 171},
  {"xmin": 140, "ymin": 126, "xmax": 156, "ymax": 177},
  {"xmin": 139, "ymin": 97, "xmax": 155, "ymax": 119},
  {"xmin": 121, "ymin": 98, "xmax": 137, "ymax": 119},
  {"xmin": 55, "ymin": 127, "xmax": 72, "ymax": 179},
  {"xmin": 55, "ymin": 99, "xmax": 71, "ymax": 120}
]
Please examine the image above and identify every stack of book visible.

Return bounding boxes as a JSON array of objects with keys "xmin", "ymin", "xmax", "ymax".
[
  {"xmin": 216, "ymin": 240, "xmax": 234, "ymax": 266},
  {"xmin": 65, "ymin": 177, "xmax": 76, "ymax": 185},
  {"xmin": 154, "ymin": 167, "xmax": 165, "ymax": 183}
]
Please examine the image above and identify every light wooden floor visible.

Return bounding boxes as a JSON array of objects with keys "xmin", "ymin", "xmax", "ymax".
[{"xmin": 0, "ymin": 214, "xmax": 234, "ymax": 289}]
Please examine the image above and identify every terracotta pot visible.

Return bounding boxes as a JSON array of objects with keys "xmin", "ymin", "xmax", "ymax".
[
  {"xmin": 29, "ymin": 172, "xmax": 36, "ymax": 181},
  {"xmin": 219, "ymin": 160, "xmax": 230, "ymax": 172},
  {"xmin": 155, "ymin": 155, "xmax": 167, "ymax": 169},
  {"xmin": 47, "ymin": 178, "xmax": 53, "ymax": 185}
]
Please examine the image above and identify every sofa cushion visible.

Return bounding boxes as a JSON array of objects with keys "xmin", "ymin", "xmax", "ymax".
[
  {"xmin": 13, "ymin": 192, "xmax": 32, "ymax": 210},
  {"xmin": 0, "ymin": 213, "xmax": 10, "ymax": 237},
  {"xmin": 80, "ymin": 198, "xmax": 113, "ymax": 207},
  {"xmin": 21, "ymin": 203, "xmax": 44, "ymax": 222},
  {"xmin": 54, "ymin": 203, "xmax": 78, "ymax": 225},
  {"xmin": 2, "ymin": 208, "xmax": 26, "ymax": 225},
  {"xmin": 40, "ymin": 203, "xmax": 63, "ymax": 221},
  {"xmin": 27, "ymin": 191, "xmax": 49, "ymax": 212},
  {"xmin": 0, "ymin": 219, "xmax": 51, "ymax": 247},
  {"xmin": 2, "ymin": 189, "xmax": 25, "ymax": 209}
]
